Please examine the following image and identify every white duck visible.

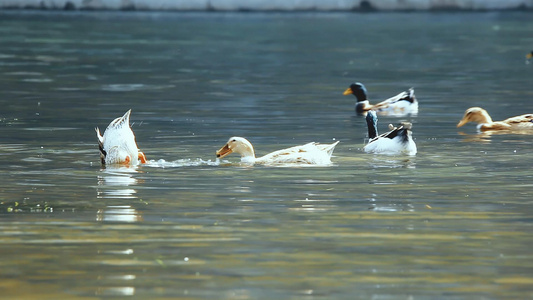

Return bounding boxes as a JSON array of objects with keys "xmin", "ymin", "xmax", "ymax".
[
  {"xmin": 343, "ymin": 82, "xmax": 418, "ymax": 116},
  {"xmin": 96, "ymin": 109, "xmax": 147, "ymax": 166},
  {"xmin": 363, "ymin": 110, "xmax": 417, "ymax": 155},
  {"xmin": 216, "ymin": 137, "xmax": 339, "ymax": 165}
]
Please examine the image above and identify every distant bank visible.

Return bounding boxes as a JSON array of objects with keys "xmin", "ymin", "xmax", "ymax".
[{"xmin": 1, "ymin": 0, "xmax": 532, "ymax": 11}]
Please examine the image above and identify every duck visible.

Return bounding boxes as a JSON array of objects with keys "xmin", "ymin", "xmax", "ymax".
[
  {"xmin": 527, "ymin": 51, "xmax": 533, "ymax": 60},
  {"xmin": 96, "ymin": 109, "xmax": 147, "ymax": 166},
  {"xmin": 457, "ymin": 107, "xmax": 533, "ymax": 131},
  {"xmin": 343, "ymin": 82, "xmax": 418, "ymax": 116},
  {"xmin": 216, "ymin": 136, "xmax": 339, "ymax": 165},
  {"xmin": 363, "ymin": 110, "xmax": 417, "ymax": 155}
]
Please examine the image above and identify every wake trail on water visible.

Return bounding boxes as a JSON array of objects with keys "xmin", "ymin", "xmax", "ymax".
[{"xmin": 145, "ymin": 158, "xmax": 221, "ymax": 168}]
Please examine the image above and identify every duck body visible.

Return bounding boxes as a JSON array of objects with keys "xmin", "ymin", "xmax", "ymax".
[
  {"xmin": 216, "ymin": 137, "xmax": 339, "ymax": 165},
  {"xmin": 96, "ymin": 109, "xmax": 147, "ymax": 166},
  {"xmin": 363, "ymin": 110, "xmax": 417, "ymax": 155},
  {"xmin": 344, "ymin": 82, "xmax": 418, "ymax": 117},
  {"xmin": 457, "ymin": 107, "xmax": 533, "ymax": 131}
]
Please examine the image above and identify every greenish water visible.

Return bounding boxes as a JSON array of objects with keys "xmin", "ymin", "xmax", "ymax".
[{"xmin": 0, "ymin": 10, "xmax": 532, "ymax": 299}]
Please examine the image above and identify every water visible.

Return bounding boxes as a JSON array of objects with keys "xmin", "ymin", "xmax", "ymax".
[{"xmin": 1, "ymin": 10, "xmax": 532, "ymax": 299}]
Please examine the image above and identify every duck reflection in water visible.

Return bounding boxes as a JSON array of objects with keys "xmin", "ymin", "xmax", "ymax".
[
  {"xmin": 97, "ymin": 167, "xmax": 141, "ymax": 199},
  {"xmin": 367, "ymin": 156, "xmax": 416, "ymax": 169},
  {"xmin": 96, "ymin": 205, "xmax": 143, "ymax": 223},
  {"xmin": 96, "ymin": 167, "xmax": 143, "ymax": 223}
]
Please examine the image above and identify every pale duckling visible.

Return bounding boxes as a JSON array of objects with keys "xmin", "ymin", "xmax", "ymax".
[
  {"xmin": 457, "ymin": 107, "xmax": 533, "ymax": 131},
  {"xmin": 96, "ymin": 109, "xmax": 147, "ymax": 166},
  {"xmin": 363, "ymin": 110, "xmax": 417, "ymax": 155},
  {"xmin": 216, "ymin": 137, "xmax": 339, "ymax": 165},
  {"xmin": 343, "ymin": 82, "xmax": 418, "ymax": 116}
]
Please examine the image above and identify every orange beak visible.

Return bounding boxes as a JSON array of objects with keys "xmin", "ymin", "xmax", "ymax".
[
  {"xmin": 216, "ymin": 144, "xmax": 233, "ymax": 159},
  {"xmin": 457, "ymin": 118, "xmax": 468, "ymax": 128},
  {"xmin": 343, "ymin": 87, "xmax": 353, "ymax": 96}
]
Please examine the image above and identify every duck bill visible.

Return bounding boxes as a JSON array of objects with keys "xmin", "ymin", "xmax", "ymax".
[
  {"xmin": 343, "ymin": 88, "xmax": 352, "ymax": 95},
  {"xmin": 456, "ymin": 119, "xmax": 468, "ymax": 128},
  {"xmin": 216, "ymin": 144, "xmax": 233, "ymax": 159}
]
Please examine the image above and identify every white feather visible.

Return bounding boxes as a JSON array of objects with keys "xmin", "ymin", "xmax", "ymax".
[
  {"xmin": 216, "ymin": 137, "xmax": 339, "ymax": 165},
  {"xmin": 96, "ymin": 110, "xmax": 144, "ymax": 165}
]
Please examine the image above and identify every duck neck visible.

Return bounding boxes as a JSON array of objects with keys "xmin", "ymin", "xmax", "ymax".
[
  {"xmin": 353, "ymin": 89, "xmax": 367, "ymax": 102},
  {"xmin": 481, "ymin": 113, "xmax": 493, "ymax": 124},
  {"xmin": 238, "ymin": 144, "xmax": 256, "ymax": 164},
  {"xmin": 241, "ymin": 156, "xmax": 256, "ymax": 164},
  {"xmin": 366, "ymin": 111, "xmax": 379, "ymax": 139},
  {"xmin": 355, "ymin": 101, "xmax": 371, "ymax": 114}
]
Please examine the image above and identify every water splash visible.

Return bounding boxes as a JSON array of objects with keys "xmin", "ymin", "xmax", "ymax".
[{"xmin": 145, "ymin": 158, "xmax": 220, "ymax": 168}]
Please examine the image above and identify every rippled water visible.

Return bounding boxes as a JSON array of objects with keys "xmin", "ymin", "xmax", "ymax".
[{"xmin": 1, "ymin": 10, "xmax": 532, "ymax": 299}]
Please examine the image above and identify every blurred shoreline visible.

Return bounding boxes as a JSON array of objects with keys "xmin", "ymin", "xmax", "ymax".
[{"xmin": 1, "ymin": 0, "xmax": 532, "ymax": 11}]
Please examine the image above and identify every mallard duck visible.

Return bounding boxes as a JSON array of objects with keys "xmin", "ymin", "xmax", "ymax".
[
  {"xmin": 96, "ymin": 109, "xmax": 147, "ymax": 166},
  {"xmin": 457, "ymin": 107, "xmax": 533, "ymax": 131},
  {"xmin": 216, "ymin": 137, "xmax": 339, "ymax": 165},
  {"xmin": 363, "ymin": 110, "xmax": 417, "ymax": 155},
  {"xmin": 343, "ymin": 82, "xmax": 418, "ymax": 116}
]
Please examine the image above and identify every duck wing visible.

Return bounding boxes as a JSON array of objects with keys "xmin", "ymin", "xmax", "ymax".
[
  {"xmin": 503, "ymin": 114, "xmax": 533, "ymax": 125},
  {"xmin": 256, "ymin": 142, "xmax": 337, "ymax": 165},
  {"xmin": 372, "ymin": 88, "xmax": 416, "ymax": 110},
  {"xmin": 369, "ymin": 122, "xmax": 411, "ymax": 143}
]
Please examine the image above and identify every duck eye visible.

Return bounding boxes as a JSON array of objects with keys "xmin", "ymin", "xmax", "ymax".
[{"xmin": 232, "ymin": 139, "xmax": 236, "ymax": 142}]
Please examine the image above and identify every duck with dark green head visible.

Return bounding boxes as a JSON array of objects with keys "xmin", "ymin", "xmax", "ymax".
[{"xmin": 343, "ymin": 82, "xmax": 418, "ymax": 117}]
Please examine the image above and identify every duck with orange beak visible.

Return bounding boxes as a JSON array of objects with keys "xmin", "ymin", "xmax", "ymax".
[{"xmin": 343, "ymin": 82, "xmax": 418, "ymax": 116}]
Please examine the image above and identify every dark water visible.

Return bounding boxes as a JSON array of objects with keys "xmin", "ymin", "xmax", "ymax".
[{"xmin": 1, "ymin": 10, "xmax": 532, "ymax": 299}]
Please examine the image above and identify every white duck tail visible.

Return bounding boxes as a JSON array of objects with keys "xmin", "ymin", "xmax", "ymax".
[
  {"xmin": 316, "ymin": 140, "xmax": 340, "ymax": 157},
  {"xmin": 97, "ymin": 109, "xmax": 146, "ymax": 166}
]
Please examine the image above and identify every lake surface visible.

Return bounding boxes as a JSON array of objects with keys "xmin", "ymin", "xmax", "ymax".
[{"xmin": 0, "ymin": 10, "xmax": 532, "ymax": 299}]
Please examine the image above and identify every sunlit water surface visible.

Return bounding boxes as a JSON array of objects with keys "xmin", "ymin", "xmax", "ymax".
[{"xmin": 0, "ymin": 10, "xmax": 532, "ymax": 299}]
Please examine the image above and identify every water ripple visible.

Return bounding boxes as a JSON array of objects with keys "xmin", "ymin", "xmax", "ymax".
[
  {"xmin": 101, "ymin": 83, "xmax": 175, "ymax": 92},
  {"xmin": 146, "ymin": 158, "xmax": 220, "ymax": 168}
]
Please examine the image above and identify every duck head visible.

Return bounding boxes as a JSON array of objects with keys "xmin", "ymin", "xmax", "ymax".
[
  {"xmin": 216, "ymin": 137, "xmax": 255, "ymax": 160},
  {"xmin": 457, "ymin": 107, "xmax": 493, "ymax": 127},
  {"xmin": 343, "ymin": 82, "xmax": 368, "ymax": 102}
]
